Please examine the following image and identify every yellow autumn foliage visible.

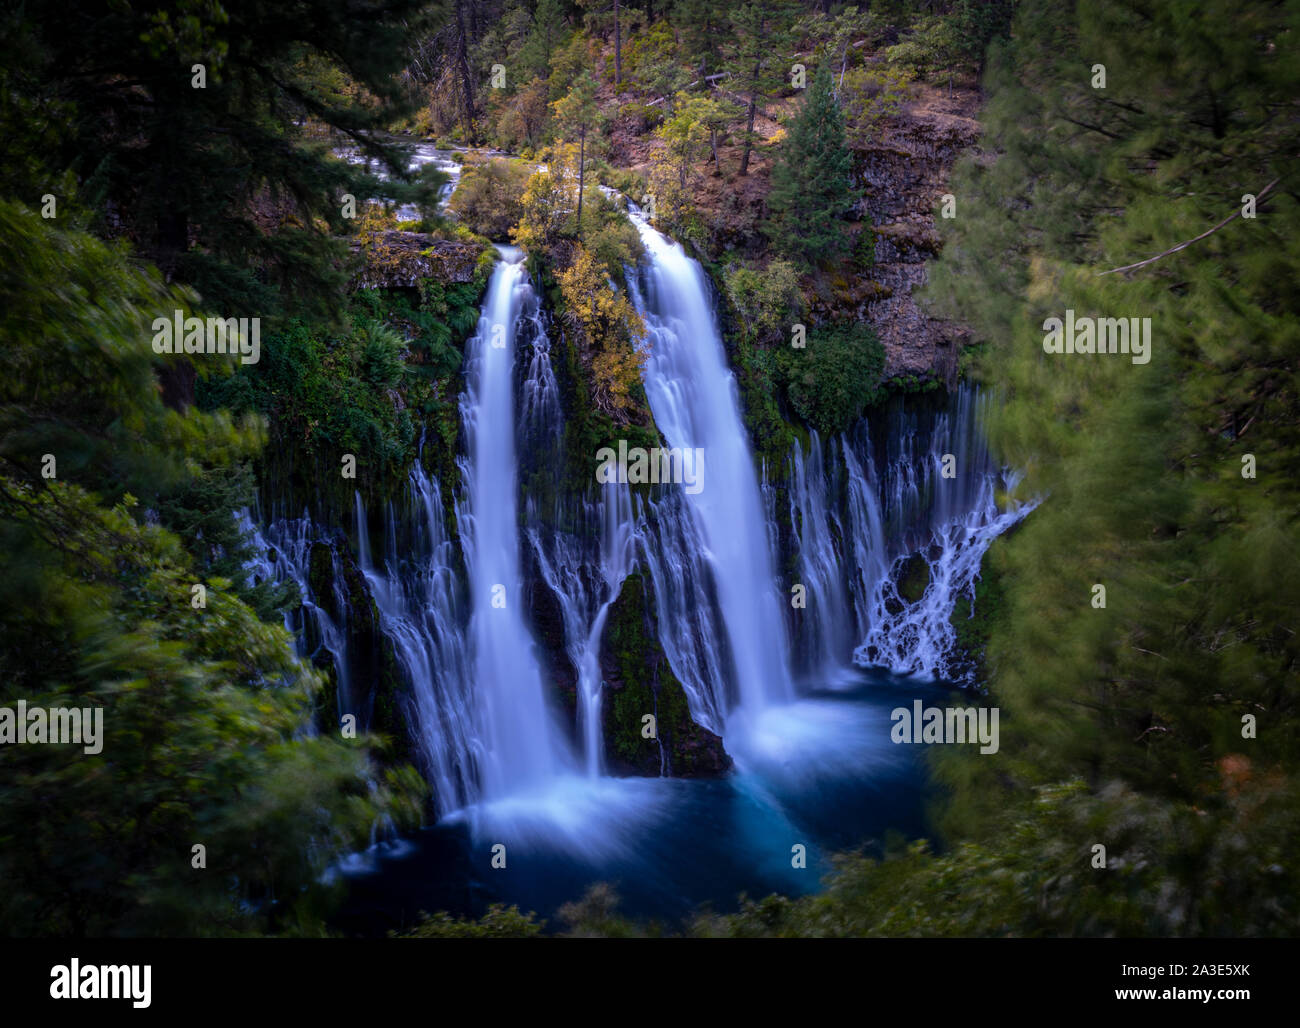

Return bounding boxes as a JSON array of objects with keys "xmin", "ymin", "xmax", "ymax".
[{"xmin": 557, "ymin": 247, "xmax": 648, "ymax": 420}]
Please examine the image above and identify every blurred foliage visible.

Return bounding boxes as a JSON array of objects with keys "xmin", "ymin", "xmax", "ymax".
[{"xmin": 0, "ymin": 202, "xmax": 425, "ymax": 937}]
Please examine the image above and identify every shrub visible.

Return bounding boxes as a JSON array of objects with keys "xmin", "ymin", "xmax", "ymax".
[
  {"xmin": 448, "ymin": 159, "xmax": 530, "ymax": 240},
  {"xmin": 777, "ymin": 322, "xmax": 886, "ymax": 435}
]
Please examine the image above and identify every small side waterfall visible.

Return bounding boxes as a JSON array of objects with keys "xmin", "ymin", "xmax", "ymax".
[
  {"xmin": 527, "ymin": 486, "xmax": 637, "ymax": 776},
  {"xmin": 238, "ymin": 506, "xmax": 353, "ymax": 723},
  {"xmin": 852, "ymin": 391, "xmax": 1035, "ymax": 678},
  {"xmin": 782, "ymin": 388, "xmax": 1034, "ymax": 682},
  {"xmin": 352, "ymin": 467, "xmax": 479, "ymax": 812}
]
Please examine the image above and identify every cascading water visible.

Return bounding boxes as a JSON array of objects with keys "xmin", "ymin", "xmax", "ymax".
[
  {"xmin": 627, "ymin": 210, "xmax": 794, "ymax": 732},
  {"xmin": 516, "ymin": 291, "xmax": 640, "ymax": 776},
  {"xmin": 238, "ymin": 505, "xmax": 353, "ymax": 723},
  {"xmin": 781, "ymin": 388, "xmax": 1034, "ymax": 682},
  {"xmin": 853, "ymin": 389, "xmax": 1035, "ymax": 678},
  {"xmin": 351, "ymin": 465, "xmax": 479, "ymax": 813},
  {"xmin": 454, "ymin": 246, "xmax": 572, "ymax": 798}
]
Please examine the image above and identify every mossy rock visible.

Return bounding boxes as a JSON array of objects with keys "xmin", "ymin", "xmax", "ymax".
[
  {"xmin": 307, "ymin": 541, "xmax": 337, "ymax": 619},
  {"xmin": 350, "ymin": 232, "xmax": 486, "ymax": 290},
  {"xmin": 896, "ymin": 552, "xmax": 931, "ymax": 605},
  {"xmin": 600, "ymin": 571, "xmax": 731, "ymax": 778},
  {"xmin": 332, "ymin": 536, "xmax": 414, "ymax": 768}
]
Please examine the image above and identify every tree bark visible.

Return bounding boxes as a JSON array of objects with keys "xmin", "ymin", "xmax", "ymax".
[
  {"xmin": 577, "ymin": 127, "xmax": 586, "ymax": 235},
  {"xmin": 739, "ymin": 74, "xmax": 758, "ymax": 176},
  {"xmin": 454, "ymin": 0, "xmax": 476, "ymax": 140},
  {"xmin": 614, "ymin": 0, "xmax": 622, "ymax": 90}
]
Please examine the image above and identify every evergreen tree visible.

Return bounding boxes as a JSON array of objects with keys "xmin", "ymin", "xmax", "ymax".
[
  {"xmin": 764, "ymin": 63, "xmax": 858, "ymax": 264},
  {"xmin": 0, "ymin": 200, "xmax": 425, "ymax": 936},
  {"xmin": 913, "ymin": 0, "xmax": 1300, "ymax": 931},
  {"xmin": 552, "ymin": 71, "xmax": 604, "ymax": 234},
  {"xmin": 725, "ymin": 1, "xmax": 798, "ymax": 176},
  {"xmin": 0, "ymin": 0, "xmax": 434, "ymax": 336}
]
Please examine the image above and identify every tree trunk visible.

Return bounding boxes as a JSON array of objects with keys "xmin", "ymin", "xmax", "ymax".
[
  {"xmin": 577, "ymin": 127, "xmax": 586, "ymax": 235},
  {"xmin": 739, "ymin": 85, "xmax": 757, "ymax": 176},
  {"xmin": 454, "ymin": 0, "xmax": 476, "ymax": 140},
  {"xmin": 614, "ymin": 0, "xmax": 622, "ymax": 90},
  {"xmin": 155, "ymin": 206, "xmax": 197, "ymax": 411}
]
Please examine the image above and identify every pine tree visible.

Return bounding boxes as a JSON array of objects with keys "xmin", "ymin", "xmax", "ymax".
[
  {"xmin": 913, "ymin": 0, "xmax": 1300, "ymax": 932},
  {"xmin": 552, "ymin": 71, "xmax": 604, "ymax": 235},
  {"xmin": 725, "ymin": 1, "xmax": 798, "ymax": 176},
  {"xmin": 763, "ymin": 63, "xmax": 859, "ymax": 264}
]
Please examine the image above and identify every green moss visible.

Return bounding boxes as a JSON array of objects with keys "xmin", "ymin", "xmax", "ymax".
[
  {"xmin": 307, "ymin": 541, "xmax": 335, "ymax": 613},
  {"xmin": 897, "ymin": 552, "xmax": 931, "ymax": 605},
  {"xmin": 885, "ymin": 371, "xmax": 943, "ymax": 395},
  {"xmin": 948, "ymin": 541, "xmax": 1007, "ymax": 684},
  {"xmin": 601, "ymin": 571, "xmax": 730, "ymax": 777}
]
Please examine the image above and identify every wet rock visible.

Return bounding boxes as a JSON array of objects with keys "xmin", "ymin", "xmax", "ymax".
[{"xmin": 599, "ymin": 571, "xmax": 731, "ymax": 778}]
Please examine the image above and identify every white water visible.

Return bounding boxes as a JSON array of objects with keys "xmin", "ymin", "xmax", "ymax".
[
  {"xmin": 337, "ymin": 140, "xmax": 462, "ymax": 220},
  {"xmin": 243, "ymin": 210, "xmax": 1034, "ymax": 870},
  {"xmin": 455, "ymin": 247, "xmax": 572, "ymax": 799},
  {"xmin": 781, "ymin": 388, "xmax": 1036, "ymax": 682},
  {"xmin": 627, "ymin": 211, "xmax": 795, "ymax": 733}
]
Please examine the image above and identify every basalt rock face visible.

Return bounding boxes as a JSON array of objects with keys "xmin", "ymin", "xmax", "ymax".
[
  {"xmin": 853, "ymin": 88, "xmax": 983, "ymax": 385},
  {"xmin": 351, "ymin": 232, "xmax": 484, "ymax": 290},
  {"xmin": 522, "ymin": 544, "xmax": 580, "ymax": 739},
  {"xmin": 599, "ymin": 571, "xmax": 731, "ymax": 778},
  {"xmin": 312, "ymin": 535, "xmax": 412, "ymax": 766}
]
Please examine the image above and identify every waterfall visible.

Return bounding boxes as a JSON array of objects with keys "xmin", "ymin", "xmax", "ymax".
[
  {"xmin": 782, "ymin": 387, "xmax": 1035, "ymax": 682},
  {"xmin": 627, "ymin": 210, "xmax": 794, "ymax": 731},
  {"xmin": 238, "ymin": 505, "xmax": 353, "ymax": 723},
  {"xmin": 240, "ymin": 210, "xmax": 1031, "ymax": 843},
  {"xmin": 853, "ymin": 389, "xmax": 1035, "ymax": 678},
  {"xmin": 454, "ymin": 246, "xmax": 572, "ymax": 798},
  {"xmin": 526, "ymin": 486, "xmax": 637, "ymax": 776},
  {"xmin": 352, "ymin": 465, "xmax": 480, "ymax": 813}
]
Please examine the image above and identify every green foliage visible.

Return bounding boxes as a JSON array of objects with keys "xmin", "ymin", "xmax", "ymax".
[
  {"xmin": 911, "ymin": 0, "xmax": 1300, "ymax": 931},
  {"xmin": 777, "ymin": 323, "xmax": 886, "ymax": 436},
  {"xmin": 841, "ymin": 65, "xmax": 914, "ymax": 144},
  {"xmin": 723, "ymin": 258, "xmax": 803, "ymax": 345},
  {"xmin": 886, "ymin": 15, "xmax": 964, "ymax": 84},
  {"xmin": 0, "ymin": 204, "xmax": 424, "ymax": 937},
  {"xmin": 690, "ymin": 778, "xmax": 1300, "ymax": 937},
  {"xmin": 764, "ymin": 64, "xmax": 860, "ymax": 265},
  {"xmin": 203, "ymin": 317, "xmax": 419, "ymax": 507},
  {"xmin": 448, "ymin": 159, "xmax": 531, "ymax": 240},
  {"xmin": 398, "ymin": 904, "xmax": 546, "ymax": 938},
  {"xmin": 724, "ymin": 1, "xmax": 800, "ymax": 176},
  {"xmin": 0, "ymin": 0, "xmax": 432, "ymax": 323},
  {"xmin": 519, "ymin": 0, "xmax": 573, "ymax": 84}
]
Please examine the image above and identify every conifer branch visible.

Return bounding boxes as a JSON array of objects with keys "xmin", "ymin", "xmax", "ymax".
[{"xmin": 1097, "ymin": 178, "xmax": 1280, "ymax": 276}]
